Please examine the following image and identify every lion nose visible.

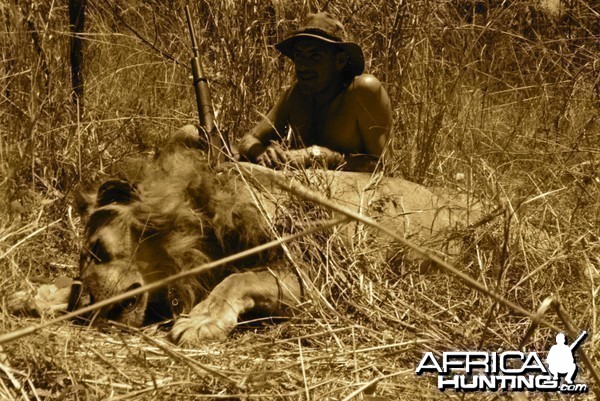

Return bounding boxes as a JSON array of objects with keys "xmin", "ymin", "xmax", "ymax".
[{"xmin": 81, "ymin": 262, "xmax": 143, "ymax": 299}]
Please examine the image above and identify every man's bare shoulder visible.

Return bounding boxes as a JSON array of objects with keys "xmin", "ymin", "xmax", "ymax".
[{"xmin": 348, "ymin": 74, "xmax": 385, "ymax": 96}]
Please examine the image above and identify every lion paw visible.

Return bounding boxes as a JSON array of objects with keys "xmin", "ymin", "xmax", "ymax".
[{"xmin": 170, "ymin": 300, "xmax": 238, "ymax": 345}]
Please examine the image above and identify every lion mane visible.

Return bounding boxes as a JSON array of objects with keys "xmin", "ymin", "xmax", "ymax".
[{"xmin": 77, "ymin": 147, "xmax": 276, "ymax": 321}]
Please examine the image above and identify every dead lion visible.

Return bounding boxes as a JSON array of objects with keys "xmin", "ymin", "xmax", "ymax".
[{"xmin": 72, "ymin": 145, "xmax": 481, "ymax": 345}]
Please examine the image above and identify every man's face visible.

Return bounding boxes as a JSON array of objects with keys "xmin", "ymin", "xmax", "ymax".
[{"xmin": 292, "ymin": 39, "xmax": 345, "ymax": 95}]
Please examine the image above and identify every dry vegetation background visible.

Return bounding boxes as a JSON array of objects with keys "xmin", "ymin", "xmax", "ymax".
[{"xmin": 0, "ymin": 0, "xmax": 599, "ymax": 399}]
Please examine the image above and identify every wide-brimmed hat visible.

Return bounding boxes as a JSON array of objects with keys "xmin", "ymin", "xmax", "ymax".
[{"xmin": 275, "ymin": 12, "xmax": 365, "ymax": 78}]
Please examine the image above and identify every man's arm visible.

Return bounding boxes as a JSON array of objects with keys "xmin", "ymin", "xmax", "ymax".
[
  {"xmin": 353, "ymin": 74, "xmax": 393, "ymax": 157},
  {"xmin": 238, "ymin": 86, "xmax": 320, "ymax": 168},
  {"xmin": 238, "ymin": 88, "xmax": 292, "ymax": 162}
]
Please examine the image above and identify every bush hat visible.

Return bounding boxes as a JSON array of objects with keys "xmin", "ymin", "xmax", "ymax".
[{"xmin": 275, "ymin": 12, "xmax": 365, "ymax": 77}]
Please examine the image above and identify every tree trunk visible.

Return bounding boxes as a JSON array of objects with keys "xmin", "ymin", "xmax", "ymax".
[{"xmin": 69, "ymin": 0, "xmax": 87, "ymax": 113}]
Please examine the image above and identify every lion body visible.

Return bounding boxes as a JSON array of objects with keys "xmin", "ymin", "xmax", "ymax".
[{"xmin": 75, "ymin": 146, "xmax": 481, "ymax": 344}]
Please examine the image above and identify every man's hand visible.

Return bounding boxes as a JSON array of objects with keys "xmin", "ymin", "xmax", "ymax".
[
  {"xmin": 256, "ymin": 144, "xmax": 345, "ymax": 170},
  {"xmin": 256, "ymin": 142, "xmax": 289, "ymax": 168},
  {"xmin": 257, "ymin": 143, "xmax": 310, "ymax": 169}
]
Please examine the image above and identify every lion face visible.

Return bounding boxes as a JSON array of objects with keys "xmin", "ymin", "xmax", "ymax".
[
  {"xmin": 78, "ymin": 204, "xmax": 149, "ymax": 326},
  {"xmin": 74, "ymin": 179, "xmax": 169, "ymax": 327}
]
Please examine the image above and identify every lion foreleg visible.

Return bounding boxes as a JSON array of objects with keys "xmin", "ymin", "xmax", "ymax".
[{"xmin": 171, "ymin": 270, "xmax": 301, "ymax": 345}]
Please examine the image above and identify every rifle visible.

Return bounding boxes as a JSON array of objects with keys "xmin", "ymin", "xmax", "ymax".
[
  {"xmin": 569, "ymin": 331, "xmax": 587, "ymax": 351},
  {"xmin": 184, "ymin": 5, "xmax": 226, "ymax": 164}
]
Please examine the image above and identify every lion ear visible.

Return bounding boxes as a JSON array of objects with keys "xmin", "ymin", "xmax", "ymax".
[
  {"xmin": 74, "ymin": 189, "xmax": 96, "ymax": 218},
  {"xmin": 96, "ymin": 179, "xmax": 140, "ymax": 207}
]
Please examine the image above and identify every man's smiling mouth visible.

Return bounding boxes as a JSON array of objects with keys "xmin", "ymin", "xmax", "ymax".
[{"xmin": 298, "ymin": 71, "xmax": 317, "ymax": 81}]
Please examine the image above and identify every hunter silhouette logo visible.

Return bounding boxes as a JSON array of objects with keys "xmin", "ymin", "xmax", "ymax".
[
  {"xmin": 416, "ymin": 331, "xmax": 588, "ymax": 393},
  {"xmin": 546, "ymin": 331, "xmax": 587, "ymax": 384}
]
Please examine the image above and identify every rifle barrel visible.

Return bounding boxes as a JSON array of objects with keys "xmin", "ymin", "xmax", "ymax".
[
  {"xmin": 569, "ymin": 330, "xmax": 587, "ymax": 351},
  {"xmin": 184, "ymin": 5, "xmax": 222, "ymax": 163},
  {"xmin": 185, "ymin": 6, "xmax": 199, "ymax": 58}
]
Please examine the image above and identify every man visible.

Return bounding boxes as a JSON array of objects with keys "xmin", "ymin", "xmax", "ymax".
[
  {"xmin": 237, "ymin": 12, "xmax": 393, "ymax": 172},
  {"xmin": 546, "ymin": 332, "xmax": 579, "ymax": 384}
]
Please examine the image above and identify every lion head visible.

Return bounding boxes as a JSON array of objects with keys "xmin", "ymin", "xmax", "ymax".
[{"xmin": 72, "ymin": 150, "xmax": 273, "ymax": 328}]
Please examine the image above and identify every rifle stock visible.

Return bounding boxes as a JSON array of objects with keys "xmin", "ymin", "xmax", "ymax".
[{"xmin": 184, "ymin": 5, "xmax": 225, "ymax": 164}]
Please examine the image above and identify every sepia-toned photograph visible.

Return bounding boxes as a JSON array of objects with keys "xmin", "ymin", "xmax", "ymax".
[{"xmin": 0, "ymin": 0, "xmax": 598, "ymax": 399}]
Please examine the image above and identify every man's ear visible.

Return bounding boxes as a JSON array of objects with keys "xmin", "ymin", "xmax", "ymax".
[{"xmin": 335, "ymin": 51, "xmax": 348, "ymax": 71}]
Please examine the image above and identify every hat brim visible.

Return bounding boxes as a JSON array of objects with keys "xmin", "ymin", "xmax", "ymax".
[{"xmin": 275, "ymin": 33, "xmax": 365, "ymax": 77}]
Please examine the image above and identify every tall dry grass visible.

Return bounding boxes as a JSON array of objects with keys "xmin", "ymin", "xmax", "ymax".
[{"xmin": 0, "ymin": 0, "xmax": 598, "ymax": 399}]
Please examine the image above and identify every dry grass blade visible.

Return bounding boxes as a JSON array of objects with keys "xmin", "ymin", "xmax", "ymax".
[
  {"xmin": 341, "ymin": 376, "xmax": 382, "ymax": 401},
  {"xmin": 298, "ymin": 338, "xmax": 310, "ymax": 401},
  {"xmin": 0, "ymin": 220, "xmax": 61, "ymax": 261},
  {"xmin": 109, "ymin": 321, "xmax": 242, "ymax": 388}
]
